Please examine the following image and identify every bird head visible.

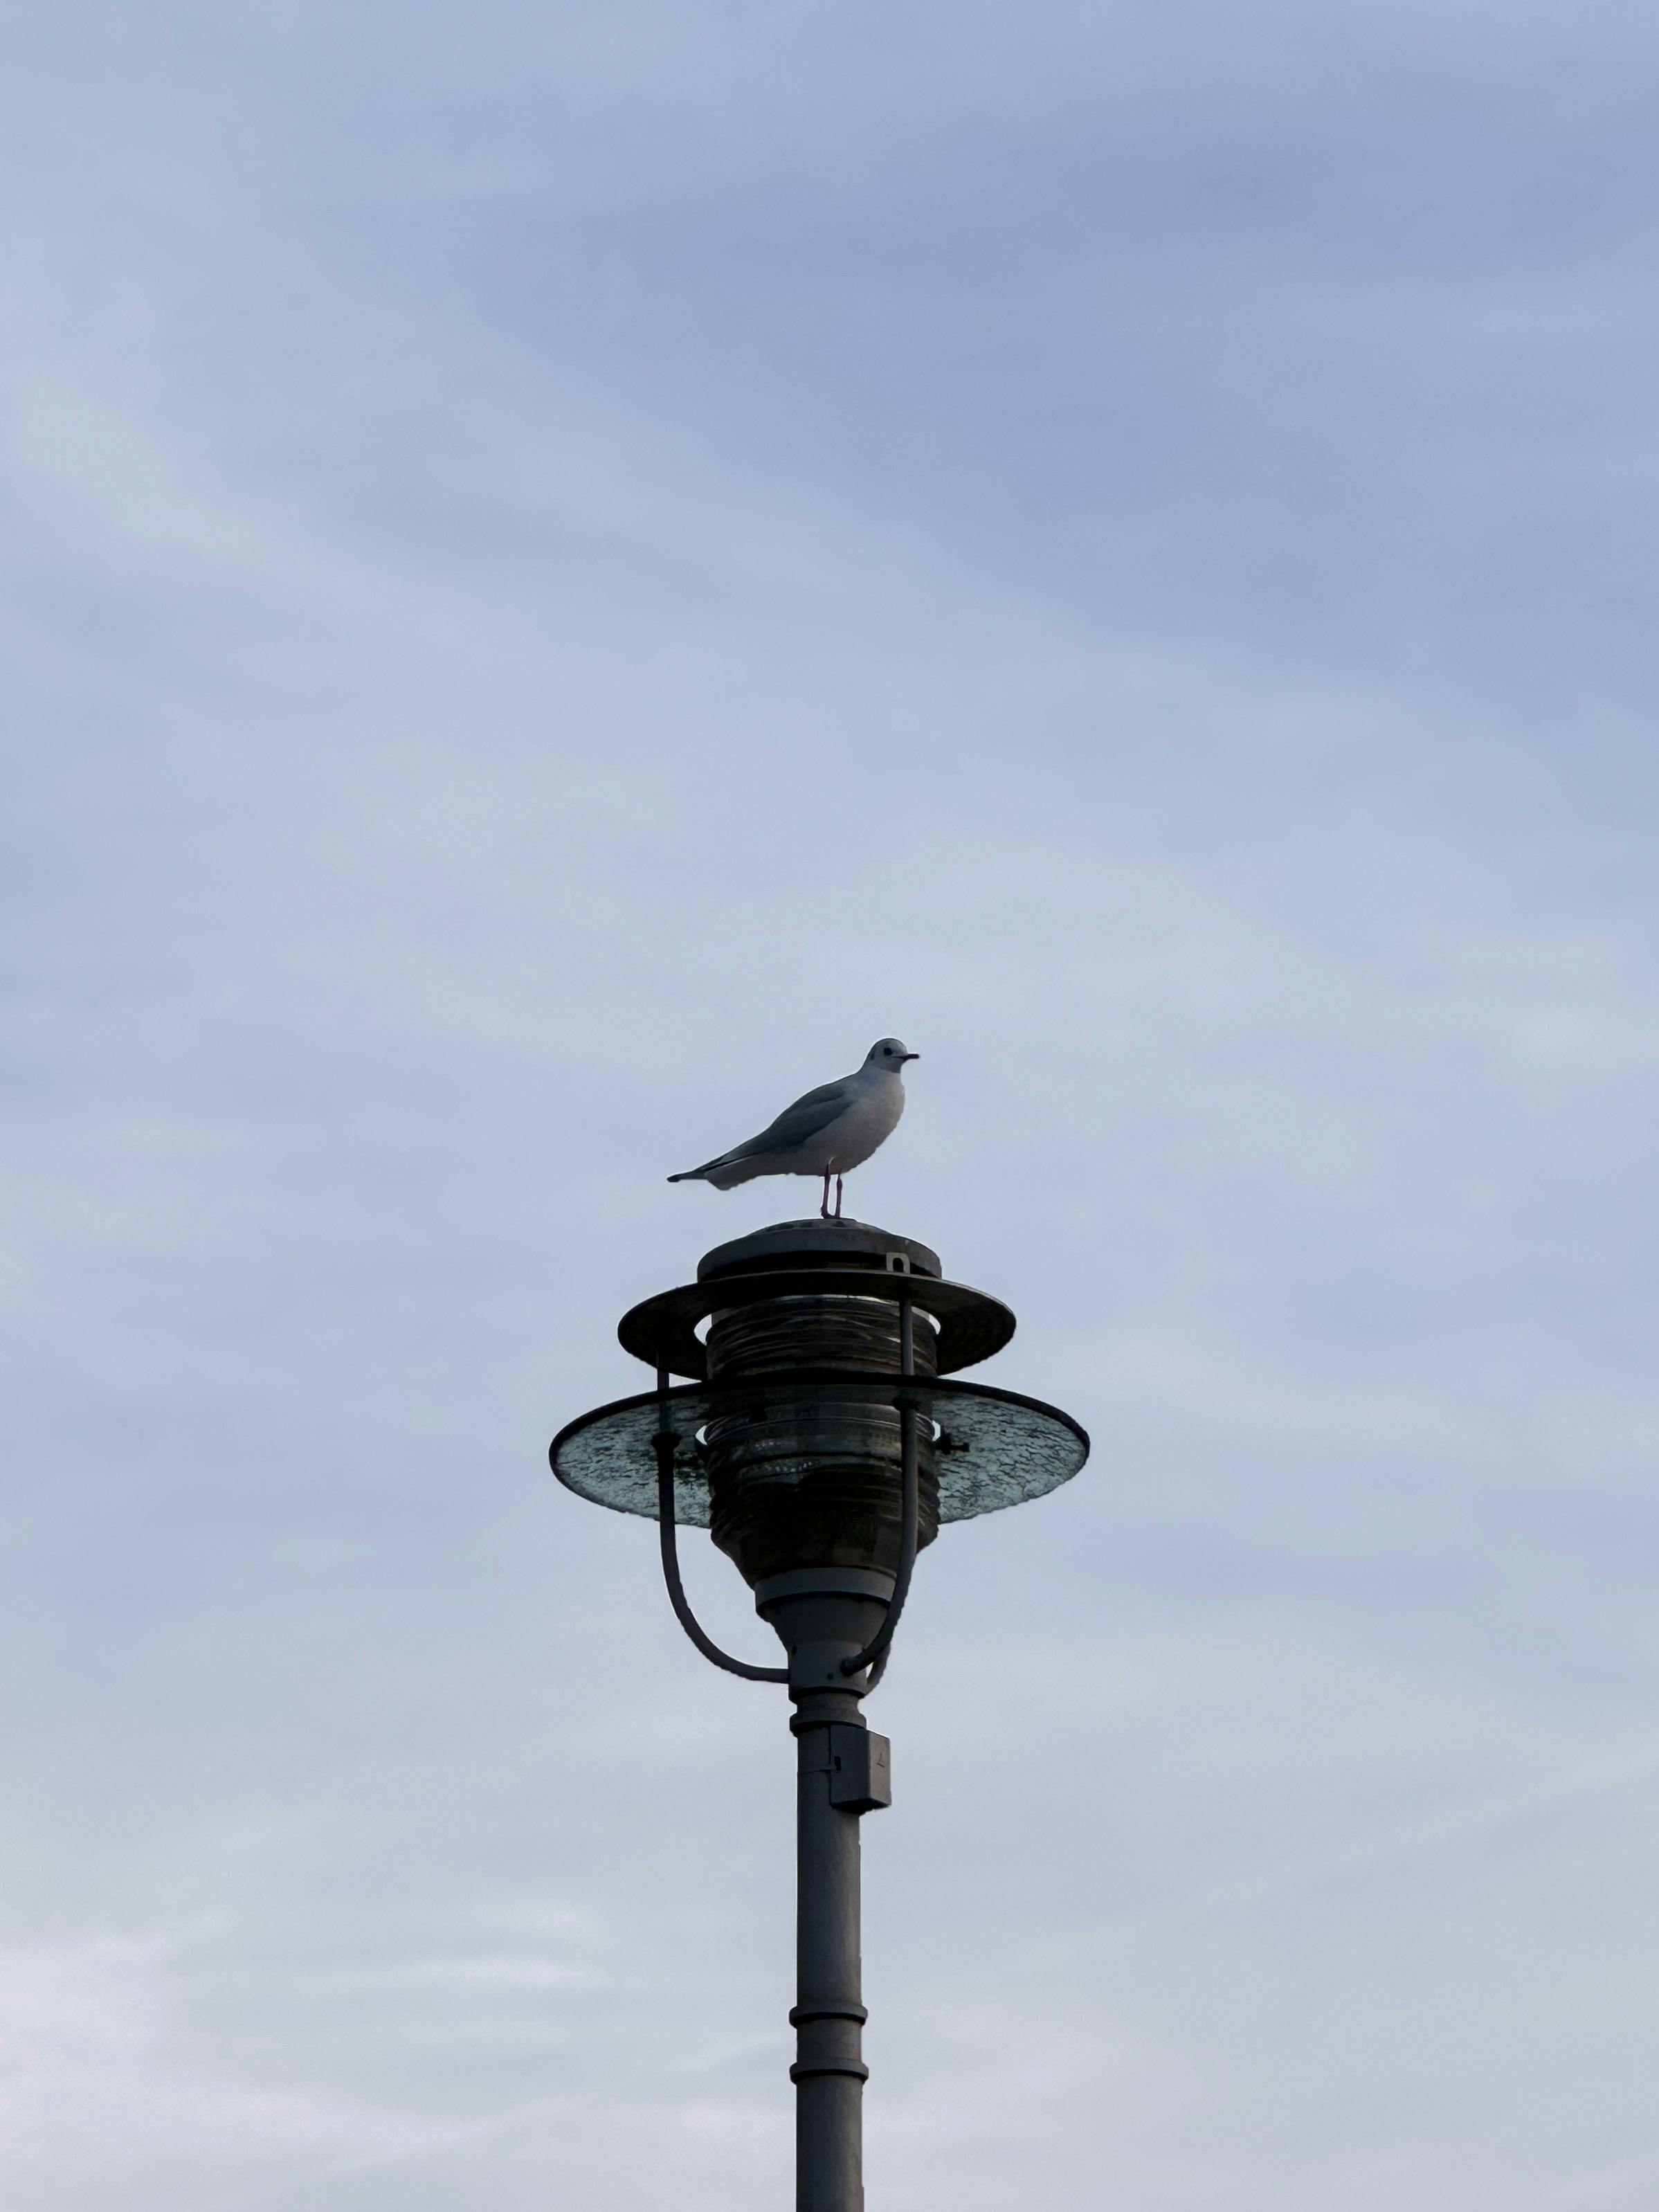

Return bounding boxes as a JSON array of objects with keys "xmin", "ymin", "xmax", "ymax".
[{"xmin": 867, "ymin": 1037, "xmax": 918, "ymax": 1069}]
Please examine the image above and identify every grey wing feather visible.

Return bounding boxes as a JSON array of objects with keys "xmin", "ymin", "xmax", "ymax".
[{"xmin": 720, "ymin": 1076, "xmax": 854, "ymax": 1161}]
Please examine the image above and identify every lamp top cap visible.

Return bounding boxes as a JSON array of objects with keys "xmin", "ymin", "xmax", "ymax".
[{"xmin": 697, "ymin": 1218, "xmax": 943, "ymax": 1283}]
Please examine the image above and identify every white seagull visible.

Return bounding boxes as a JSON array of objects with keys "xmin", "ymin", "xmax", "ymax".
[{"xmin": 669, "ymin": 1037, "xmax": 918, "ymax": 1220}]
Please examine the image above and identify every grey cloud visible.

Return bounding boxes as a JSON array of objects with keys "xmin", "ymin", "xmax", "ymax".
[{"xmin": 4, "ymin": 3, "xmax": 1659, "ymax": 2206}]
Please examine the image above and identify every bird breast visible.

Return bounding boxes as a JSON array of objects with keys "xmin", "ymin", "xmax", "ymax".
[{"xmin": 821, "ymin": 1075, "xmax": 905, "ymax": 1171}]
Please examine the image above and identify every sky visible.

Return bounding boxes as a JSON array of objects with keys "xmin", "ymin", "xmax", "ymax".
[{"xmin": 6, "ymin": 1, "xmax": 1659, "ymax": 2205}]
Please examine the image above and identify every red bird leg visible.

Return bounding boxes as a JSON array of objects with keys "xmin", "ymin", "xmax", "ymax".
[
  {"xmin": 834, "ymin": 1174, "xmax": 844, "ymax": 1220},
  {"xmin": 820, "ymin": 1168, "xmax": 833, "ymax": 1220}
]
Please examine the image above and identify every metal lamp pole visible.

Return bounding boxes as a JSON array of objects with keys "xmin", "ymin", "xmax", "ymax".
[{"xmin": 552, "ymin": 1218, "xmax": 1087, "ymax": 2211}]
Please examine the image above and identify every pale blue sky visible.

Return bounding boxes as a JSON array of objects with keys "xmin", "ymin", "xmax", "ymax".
[{"xmin": 6, "ymin": 4, "xmax": 1659, "ymax": 2206}]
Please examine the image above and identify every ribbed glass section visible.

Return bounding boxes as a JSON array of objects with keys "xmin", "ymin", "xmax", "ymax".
[{"xmin": 702, "ymin": 1295, "xmax": 941, "ymax": 1586}]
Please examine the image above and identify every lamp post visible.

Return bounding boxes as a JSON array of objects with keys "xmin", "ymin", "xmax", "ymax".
[{"xmin": 551, "ymin": 1215, "xmax": 1087, "ymax": 2211}]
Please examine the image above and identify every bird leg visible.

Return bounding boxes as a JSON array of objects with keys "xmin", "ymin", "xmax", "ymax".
[
  {"xmin": 834, "ymin": 1174, "xmax": 844, "ymax": 1220},
  {"xmin": 820, "ymin": 1168, "xmax": 833, "ymax": 1220}
]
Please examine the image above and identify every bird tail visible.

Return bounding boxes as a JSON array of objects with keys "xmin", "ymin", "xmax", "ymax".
[
  {"xmin": 667, "ymin": 1150, "xmax": 734, "ymax": 1182},
  {"xmin": 669, "ymin": 1152, "xmax": 763, "ymax": 1190}
]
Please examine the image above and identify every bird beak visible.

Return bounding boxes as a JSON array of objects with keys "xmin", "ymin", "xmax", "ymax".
[{"xmin": 900, "ymin": 1052, "xmax": 919, "ymax": 1062}]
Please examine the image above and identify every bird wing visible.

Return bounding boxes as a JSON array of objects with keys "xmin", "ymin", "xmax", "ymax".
[{"xmin": 718, "ymin": 1076, "xmax": 855, "ymax": 1163}]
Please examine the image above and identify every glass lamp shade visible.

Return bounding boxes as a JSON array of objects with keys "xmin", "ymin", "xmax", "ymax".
[{"xmin": 551, "ymin": 1375, "xmax": 1087, "ymax": 1541}]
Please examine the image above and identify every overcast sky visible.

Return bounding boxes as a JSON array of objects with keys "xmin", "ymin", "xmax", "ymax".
[{"xmin": 6, "ymin": 3, "xmax": 1659, "ymax": 2206}]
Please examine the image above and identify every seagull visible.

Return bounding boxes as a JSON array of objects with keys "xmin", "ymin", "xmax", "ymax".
[{"xmin": 669, "ymin": 1037, "xmax": 918, "ymax": 1220}]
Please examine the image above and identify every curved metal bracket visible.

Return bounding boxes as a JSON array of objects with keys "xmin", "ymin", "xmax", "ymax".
[{"xmin": 654, "ymin": 1373, "xmax": 788, "ymax": 1685}]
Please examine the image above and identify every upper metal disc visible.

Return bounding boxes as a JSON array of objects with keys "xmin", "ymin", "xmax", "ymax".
[
  {"xmin": 550, "ymin": 1373, "xmax": 1089, "ymax": 1526},
  {"xmin": 618, "ymin": 1269, "xmax": 1015, "ymax": 1381}
]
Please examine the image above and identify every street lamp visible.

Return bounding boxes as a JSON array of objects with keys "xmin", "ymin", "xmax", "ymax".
[{"xmin": 551, "ymin": 1214, "xmax": 1087, "ymax": 2212}]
